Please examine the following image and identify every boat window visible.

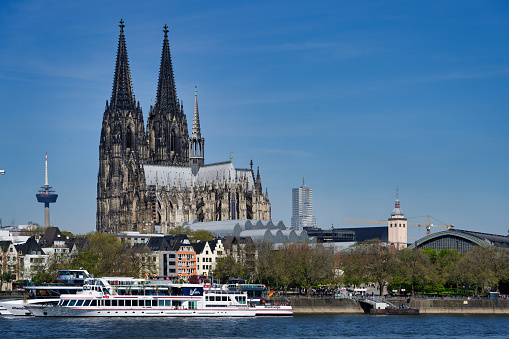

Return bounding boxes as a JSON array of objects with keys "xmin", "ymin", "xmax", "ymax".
[
  {"xmin": 205, "ymin": 296, "xmax": 209, "ymax": 301},
  {"xmin": 119, "ymin": 300, "xmax": 124, "ymax": 307},
  {"xmin": 158, "ymin": 300, "xmax": 164, "ymax": 307},
  {"xmin": 188, "ymin": 301, "xmax": 197, "ymax": 309},
  {"xmin": 105, "ymin": 300, "xmax": 111, "ymax": 307},
  {"xmin": 132, "ymin": 300, "xmax": 138, "ymax": 307},
  {"xmin": 76, "ymin": 300, "xmax": 84, "ymax": 307},
  {"xmin": 235, "ymin": 296, "xmax": 246, "ymax": 304},
  {"xmin": 112, "ymin": 300, "xmax": 117, "ymax": 307},
  {"xmin": 165, "ymin": 300, "xmax": 171, "ymax": 307},
  {"xmin": 222, "ymin": 296, "xmax": 227, "ymax": 302},
  {"xmin": 91, "ymin": 300, "xmax": 97, "ymax": 307},
  {"xmin": 83, "ymin": 300, "xmax": 91, "ymax": 307},
  {"xmin": 68, "ymin": 300, "xmax": 76, "ymax": 307},
  {"xmin": 125, "ymin": 300, "xmax": 131, "ymax": 307},
  {"xmin": 146, "ymin": 300, "xmax": 151, "ymax": 307}
]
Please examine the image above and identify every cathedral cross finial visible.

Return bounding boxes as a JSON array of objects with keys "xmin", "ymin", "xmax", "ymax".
[
  {"xmin": 230, "ymin": 151, "xmax": 233, "ymax": 163},
  {"xmin": 163, "ymin": 24, "xmax": 169, "ymax": 37},
  {"xmin": 119, "ymin": 19, "xmax": 125, "ymax": 33}
]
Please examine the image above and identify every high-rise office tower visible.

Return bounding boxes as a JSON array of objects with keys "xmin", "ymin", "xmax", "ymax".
[{"xmin": 291, "ymin": 178, "xmax": 316, "ymax": 230}]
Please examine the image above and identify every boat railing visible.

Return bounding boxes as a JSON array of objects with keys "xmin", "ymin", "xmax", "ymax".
[
  {"xmin": 204, "ymin": 289, "xmax": 246, "ymax": 295},
  {"xmin": 22, "ymin": 282, "xmax": 85, "ymax": 288}
]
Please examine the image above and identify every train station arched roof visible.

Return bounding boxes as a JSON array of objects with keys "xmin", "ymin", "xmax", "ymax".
[{"xmin": 408, "ymin": 229, "xmax": 509, "ymax": 254}]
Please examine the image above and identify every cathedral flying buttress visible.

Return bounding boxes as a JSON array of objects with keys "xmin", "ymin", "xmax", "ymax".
[{"xmin": 97, "ymin": 21, "xmax": 270, "ymax": 234}]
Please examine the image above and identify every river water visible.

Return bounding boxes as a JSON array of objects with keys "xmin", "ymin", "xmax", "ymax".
[{"xmin": 1, "ymin": 314, "xmax": 509, "ymax": 338}]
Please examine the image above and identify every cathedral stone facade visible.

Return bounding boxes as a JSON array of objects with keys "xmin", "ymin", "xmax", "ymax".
[{"xmin": 97, "ymin": 21, "xmax": 271, "ymax": 234}]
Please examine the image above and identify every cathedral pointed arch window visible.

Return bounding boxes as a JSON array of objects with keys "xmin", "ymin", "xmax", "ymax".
[
  {"xmin": 126, "ymin": 128, "xmax": 133, "ymax": 150},
  {"xmin": 170, "ymin": 131, "xmax": 176, "ymax": 152}
]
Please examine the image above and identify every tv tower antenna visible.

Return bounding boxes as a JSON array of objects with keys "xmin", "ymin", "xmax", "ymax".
[{"xmin": 36, "ymin": 152, "xmax": 58, "ymax": 227}]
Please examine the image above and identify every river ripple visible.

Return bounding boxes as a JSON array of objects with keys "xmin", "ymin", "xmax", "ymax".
[{"xmin": 1, "ymin": 313, "xmax": 509, "ymax": 338}]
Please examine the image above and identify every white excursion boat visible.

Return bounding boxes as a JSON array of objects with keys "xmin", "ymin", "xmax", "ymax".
[
  {"xmin": 0, "ymin": 269, "xmax": 92, "ymax": 316},
  {"xmin": 27, "ymin": 277, "xmax": 293, "ymax": 317},
  {"xmin": 225, "ymin": 283, "xmax": 293, "ymax": 316}
]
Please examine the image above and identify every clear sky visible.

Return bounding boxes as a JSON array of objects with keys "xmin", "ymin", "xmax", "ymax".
[{"xmin": 1, "ymin": 1, "xmax": 508, "ymax": 241}]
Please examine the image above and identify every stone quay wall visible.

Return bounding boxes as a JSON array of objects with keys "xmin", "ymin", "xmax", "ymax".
[
  {"xmin": 289, "ymin": 297, "xmax": 509, "ymax": 314},
  {"xmin": 289, "ymin": 298, "xmax": 363, "ymax": 314},
  {"xmin": 392, "ymin": 298, "xmax": 509, "ymax": 314}
]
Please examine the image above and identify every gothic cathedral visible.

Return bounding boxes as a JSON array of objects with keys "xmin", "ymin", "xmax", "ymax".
[{"xmin": 97, "ymin": 21, "xmax": 271, "ymax": 234}]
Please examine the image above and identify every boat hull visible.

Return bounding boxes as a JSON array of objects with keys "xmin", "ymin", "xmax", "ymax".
[
  {"xmin": 254, "ymin": 305, "xmax": 293, "ymax": 316},
  {"xmin": 27, "ymin": 306, "xmax": 256, "ymax": 317},
  {"xmin": 0, "ymin": 298, "xmax": 59, "ymax": 316}
]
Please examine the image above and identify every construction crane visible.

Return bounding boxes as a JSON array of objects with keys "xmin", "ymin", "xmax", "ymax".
[{"xmin": 342, "ymin": 215, "xmax": 454, "ymax": 235}]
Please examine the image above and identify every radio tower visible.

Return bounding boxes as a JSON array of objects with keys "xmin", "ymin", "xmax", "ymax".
[{"xmin": 36, "ymin": 152, "xmax": 58, "ymax": 227}]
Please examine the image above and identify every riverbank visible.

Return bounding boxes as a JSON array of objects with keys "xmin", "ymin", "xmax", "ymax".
[
  {"xmin": 290, "ymin": 298, "xmax": 363, "ymax": 313},
  {"xmin": 289, "ymin": 297, "xmax": 509, "ymax": 314},
  {"xmin": 393, "ymin": 298, "xmax": 509, "ymax": 314}
]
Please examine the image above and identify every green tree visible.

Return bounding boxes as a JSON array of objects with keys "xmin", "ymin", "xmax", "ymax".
[
  {"xmin": 396, "ymin": 248, "xmax": 436, "ymax": 296},
  {"xmin": 167, "ymin": 226, "xmax": 193, "ymax": 236},
  {"xmin": 213, "ymin": 256, "xmax": 242, "ymax": 283},
  {"xmin": 457, "ymin": 246, "xmax": 498, "ymax": 295},
  {"xmin": 69, "ymin": 232, "xmax": 144, "ymax": 278},
  {"xmin": 0, "ymin": 271, "xmax": 14, "ymax": 290},
  {"xmin": 190, "ymin": 230, "xmax": 214, "ymax": 242},
  {"xmin": 254, "ymin": 240, "xmax": 276, "ymax": 286},
  {"xmin": 340, "ymin": 239, "xmax": 395, "ymax": 296}
]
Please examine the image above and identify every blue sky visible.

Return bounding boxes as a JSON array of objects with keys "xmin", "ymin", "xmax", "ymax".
[{"xmin": 1, "ymin": 1, "xmax": 508, "ymax": 241}]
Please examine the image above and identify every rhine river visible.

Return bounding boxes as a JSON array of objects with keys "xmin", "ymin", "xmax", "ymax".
[{"xmin": 2, "ymin": 314, "xmax": 509, "ymax": 338}]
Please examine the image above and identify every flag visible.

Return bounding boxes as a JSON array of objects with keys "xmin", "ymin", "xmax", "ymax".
[{"xmin": 269, "ymin": 290, "xmax": 274, "ymax": 297}]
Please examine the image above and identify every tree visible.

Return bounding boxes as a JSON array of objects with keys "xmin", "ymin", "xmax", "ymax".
[
  {"xmin": 396, "ymin": 248, "xmax": 436, "ymax": 296},
  {"xmin": 455, "ymin": 246, "xmax": 498, "ymax": 295},
  {"xmin": 69, "ymin": 232, "xmax": 146, "ymax": 278},
  {"xmin": 213, "ymin": 256, "xmax": 241, "ymax": 283},
  {"xmin": 190, "ymin": 230, "xmax": 214, "ymax": 242},
  {"xmin": 167, "ymin": 226, "xmax": 193, "ymax": 237},
  {"xmin": 166, "ymin": 226, "xmax": 214, "ymax": 243},
  {"xmin": 340, "ymin": 239, "xmax": 396, "ymax": 296},
  {"xmin": 0, "ymin": 271, "xmax": 14, "ymax": 290},
  {"xmin": 254, "ymin": 240, "xmax": 275, "ymax": 285}
]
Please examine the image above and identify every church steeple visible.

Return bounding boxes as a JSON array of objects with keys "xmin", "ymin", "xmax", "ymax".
[
  {"xmin": 154, "ymin": 24, "xmax": 179, "ymax": 115},
  {"xmin": 146, "ymin": 24, "xmax": 189, "ymax": 166},
  {"xmin": 97, "ymin": 20, "xmax": 149, "ymax": 235},
  {"xmin": 189, "ymin": 86, "xmax": 205, "ymax": 174},
  {"xmin": 110, "ymin": 19, "xmax": 136, "ymax": 110},
  {"xmin": 192, "ymin": 86, "xmax": 201, "ymax": 138}
]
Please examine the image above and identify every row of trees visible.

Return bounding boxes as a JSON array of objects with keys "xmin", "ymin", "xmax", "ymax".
[
  {"xmin": 26, "ymin": 227, "xmax": 214, "ymax": 283},
  {"xmin": 213, "ymin": 242, "xmax": 339, "ymax": 294},
  {"xmin": 212, "ymin": 239, "xmax": 509, "ymax": 297},
  {"xmin": 340, "ymin": 240, "xmax": 509, "ymax": 296},
  {"xmin": 32, "ymin": 232, "xmax": 155, "ymax": 282}
]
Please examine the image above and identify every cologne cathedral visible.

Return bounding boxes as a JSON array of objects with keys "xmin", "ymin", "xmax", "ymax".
[{"xmin": 97, "ymin": 21, "xmax": 271, "ymax": 234}]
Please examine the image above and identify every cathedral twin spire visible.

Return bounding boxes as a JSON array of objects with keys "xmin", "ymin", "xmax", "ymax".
[
  {"xmin": 109, "ymin": 19, "xmax": 194, "ymax": 166},
  {"xmin": 110, "ymin": 19, "xmax": 137, "ymax": 110},
  {"xmin": 98, "ymin": 20, "xmax": 270, "ymax": 234},
  {"xmin": 154, "ymin": 24, "xmax": 180, "ymax": 117}
]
